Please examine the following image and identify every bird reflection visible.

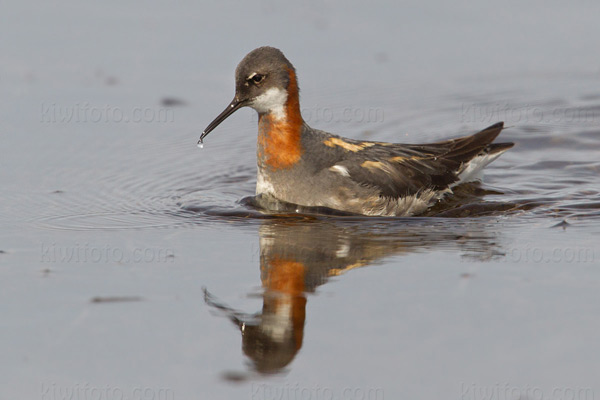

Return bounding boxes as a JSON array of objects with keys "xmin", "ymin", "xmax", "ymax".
[{"xmin": 204, "ymin": 217, "xmax": 502, "ymax": 374}]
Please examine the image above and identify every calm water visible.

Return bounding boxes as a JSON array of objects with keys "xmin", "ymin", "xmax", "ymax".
[{"xmin": 2, "ymin": 1, "xmax": 600, "ymax": 399}]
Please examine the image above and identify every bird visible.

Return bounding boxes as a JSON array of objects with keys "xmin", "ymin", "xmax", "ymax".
[{"xmin": 198, "ymin": 46, "xmax": 513, "ymax": 216}]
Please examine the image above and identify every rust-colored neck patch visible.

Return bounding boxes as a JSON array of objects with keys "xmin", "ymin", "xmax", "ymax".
[
  {"xmin": 262, "ymin": 256, "xmax": 307, "ymax": 350},
  {"xmin": 262, "ymin": 256, "xmax": 306, "ymax": 296},
  {"xmin": 257, "ymin": 68, "xmax": 303, "ymax": 169}
]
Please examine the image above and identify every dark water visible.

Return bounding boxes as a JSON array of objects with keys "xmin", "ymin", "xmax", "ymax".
[{"xmin": 2, "ymin": 1, "xmax": 600, "ymax": 399}]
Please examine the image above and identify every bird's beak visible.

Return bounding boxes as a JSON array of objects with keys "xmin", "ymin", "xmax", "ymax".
[{"xmin": 198, "ymin": 98, "xmax": 246, "ymax": 144}]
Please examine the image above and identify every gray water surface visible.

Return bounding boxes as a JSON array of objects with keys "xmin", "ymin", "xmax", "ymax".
[{"xmin": 2, "ymin": 1, "xmax": 600, "ymax": 399}]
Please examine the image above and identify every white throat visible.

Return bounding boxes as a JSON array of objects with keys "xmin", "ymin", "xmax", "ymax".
[{"xmin": 251, "ymin": 87, "xmax": 288, "ymax": 121}]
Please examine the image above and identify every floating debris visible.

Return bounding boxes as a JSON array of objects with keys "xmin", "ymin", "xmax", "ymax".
[
  {"xmin": 551, "ymin": 219, "xmax": 571, "ymax": 229},
  {"xmin": 105, "ymin": 76, "xmax": 118, "ymax": 86},
  {"xmin": 160, "ymin": 97, "xmax": 187, "ymax": 107},
  {"xmin": 90, "ymin": 296, "xmax": 143, "ymax": 303},
  {"xmin": 221, "ymin": 371, "xmax": 248, "ymax": 383}
]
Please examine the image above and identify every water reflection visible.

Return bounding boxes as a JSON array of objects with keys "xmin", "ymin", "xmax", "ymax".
[{"xmin": 204, "ymin": 218, "xmax": 503, "ymax": 374}]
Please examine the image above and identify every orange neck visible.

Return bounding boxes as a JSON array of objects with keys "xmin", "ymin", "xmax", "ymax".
[
  {"xmin": 261, "ymin": 256, "xmax": 306, "ymax": 351},
  {"xmin": 257, "ymin": 68, "xmax": 303, "ymax": 170}
]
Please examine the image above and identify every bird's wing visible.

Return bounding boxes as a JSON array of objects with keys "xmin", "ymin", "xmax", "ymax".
[
  {"xmin": 329, "ymin": 122, "xmax": 510, "ymax": 198},
  {"xmin": 339, "ymin": 145, "xmax": 460, "ymax": 198}
]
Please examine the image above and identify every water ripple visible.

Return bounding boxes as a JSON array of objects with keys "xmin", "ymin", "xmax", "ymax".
[{"xmin": 21, "ymin": 94, "xmax": 600, "ymax": 231}]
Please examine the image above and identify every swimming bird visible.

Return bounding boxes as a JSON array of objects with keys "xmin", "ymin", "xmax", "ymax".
[{"xmin": 199, "ymin": 46, "xmax": 513, "ymax": 216}]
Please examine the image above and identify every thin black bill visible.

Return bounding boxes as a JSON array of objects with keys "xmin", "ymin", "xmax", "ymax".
[{"xmin": 198, "ymin": 98, "xmax": 245, "ymax": 144}]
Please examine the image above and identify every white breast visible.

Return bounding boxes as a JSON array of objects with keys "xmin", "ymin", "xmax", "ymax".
[{"xmin": 256, "ymin": 170, "xmax": 276, "ymax": 196}]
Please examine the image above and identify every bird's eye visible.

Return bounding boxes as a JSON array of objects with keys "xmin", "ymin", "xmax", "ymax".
[{"xmin": 251, "ymin": 74, "xmax": 264, "ymax": 84}]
